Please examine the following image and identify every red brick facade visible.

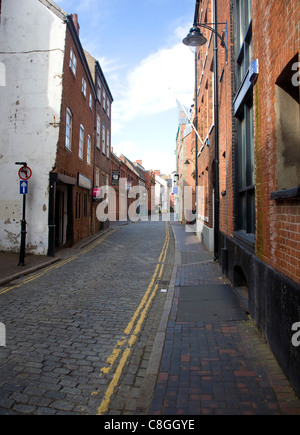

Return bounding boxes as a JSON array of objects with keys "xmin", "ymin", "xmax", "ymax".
[
  {"xmin": 85, "ymin": 52, "xmax": 113, "ymax": 234},
  {"xmin": 50, "ymin": 17, "xmax": 97, "ymax": 249},
  {"xmin": 190, "ymin": 0, "xmax": 300, "ymax": 396},
  {"xmin": 252, "ymin": 0, "xmax": 300, "ymax": 283},
  {"xmin": 193, "ymin": 0, "xmax": 300, "ymax": 282}
]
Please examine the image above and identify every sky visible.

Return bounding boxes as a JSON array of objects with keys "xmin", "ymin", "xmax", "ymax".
[{"xmin": 56, "ymin": 0, "xmax": 196, "ymax": 175}]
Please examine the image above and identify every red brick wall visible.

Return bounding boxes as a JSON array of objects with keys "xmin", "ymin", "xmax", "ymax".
[
  {"xmin": 195, "ymin": 0, "xmax": 214, "ymax": 230},
  {"xmin": 253, "ymin": 0, "xmax": 300, "ymax": 283},
  {"xmin": 217, "ymin": 0, "xmax": 234, "ymax": 237},
  {"xmin": 195, "ymin": 0, "xmax": 230, "ymax": 233},
  {"xmin": 195, "ymin": 0, "xmax": 300, "ymax": 284},
  {"xmin": 94, "ymin": 69, "xmax": 112, "ymax": 186},
  {"xmin": 55, "ymin": 25, "xmax": 95, "ymax": 244}
]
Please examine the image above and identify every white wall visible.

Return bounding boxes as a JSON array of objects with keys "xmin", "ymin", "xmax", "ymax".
[
  {"xmin": 155, "ymin": 174, "xmax": 169, "ymax": 214},
  {"xmin": 0, "ymin": 0, "xmax": 66, "ymax": 254}
]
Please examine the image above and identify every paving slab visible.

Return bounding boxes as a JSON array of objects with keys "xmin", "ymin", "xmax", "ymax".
[{"xmin": 177, "ymin": 285, "xmax": 248, "ymax": 323}]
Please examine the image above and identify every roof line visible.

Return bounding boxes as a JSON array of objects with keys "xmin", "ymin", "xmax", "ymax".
[{"xmin": 38, "ymin": 0, "xmax": 68, "ymax": 21}]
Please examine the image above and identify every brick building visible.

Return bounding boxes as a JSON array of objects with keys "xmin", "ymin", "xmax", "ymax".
[
  {"xmin": 175, "ymin": 103, "xmax": 197, "ymax": 224},
  {"xmin": 109, "ymin": 154, "xmax": 156, "ymax": 220},
  {"xmin": 187, "ymin": 0, "xmax": 300, "ymax": 395},
  {"xmin": 176, "ymin": 121, "xmax": 195, "ymax": 223},
  {"xmin": 50, "ymin": 14, "xmax": 96, "ymax": 251},
  {"xmin": 109, "ymin": 153, "xmax": 140, "ymax": 221},
  {"xmin": 85, "ymin": 50, "xmax": 113, "ymax": 234},
  {"xmin": 133, "ymin": 160, "xmax": 156, "ymax": 216}
]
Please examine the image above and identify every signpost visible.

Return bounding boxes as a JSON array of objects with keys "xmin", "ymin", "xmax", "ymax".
[
  {"xmin": 20, "ymin": 181, "xmax": 28, "ymax": 195},
  {"xmin": 15, "ymin": 162, "xmax": 32, "ymax": 266}
]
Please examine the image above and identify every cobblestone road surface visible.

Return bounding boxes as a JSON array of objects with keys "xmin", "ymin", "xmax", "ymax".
[{"xmin": 0, "ymin": 220, "xmax": 175, "ymax": 415}]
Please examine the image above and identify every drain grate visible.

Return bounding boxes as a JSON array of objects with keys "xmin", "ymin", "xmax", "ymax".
[{"xmin": 156, "ymin": 280, "xmax": 169, "ymax": 286}]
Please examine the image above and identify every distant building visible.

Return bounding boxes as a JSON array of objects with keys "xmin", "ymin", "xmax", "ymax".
[
  {"xmin": 133, "ymin": 160, "xmax": 156, "ymax": 216},
  {"xmin": 175, "ymin": 104, "xmax": 196, "ymax": 225}
]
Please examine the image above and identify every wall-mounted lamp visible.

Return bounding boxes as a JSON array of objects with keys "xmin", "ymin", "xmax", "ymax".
[
  {"xmin": 183, "ymin": 22, "xmax": 228, "ymax": 63},
  {"xmin": 182, "ymin": 17, "xmax": 228, "ymax": 261}
]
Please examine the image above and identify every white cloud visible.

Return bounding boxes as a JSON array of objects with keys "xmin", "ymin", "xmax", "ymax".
[
  {"xmin": 112, "ymin": 39, "xmax": 194, "ymax": 132},
  {"xmin": 112, "ymin": 140, "xmax": 137, "ymax": 156}
]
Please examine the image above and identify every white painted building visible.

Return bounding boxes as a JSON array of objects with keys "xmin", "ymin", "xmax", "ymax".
[
  {"xmin": 154, "ymin": 174, "xmax": 169, "ymax": 215},
  {"xmin": 0, "ymin": 0, "xmax": 67, "ymax": 254}
]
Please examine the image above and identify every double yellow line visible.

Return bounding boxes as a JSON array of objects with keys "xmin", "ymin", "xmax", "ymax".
[
  {"xmin": 0, "ymin": 229, "xmax": 116, "ymax": 297},
  {"xmin": 95, "ymin": 222, "xmax": 170, "ymax": 415}
]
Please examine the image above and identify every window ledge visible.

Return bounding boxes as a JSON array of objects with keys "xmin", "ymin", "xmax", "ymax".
[
  {"xmin": 233, "ymin": 231, "xmax": 255, "ymax": 253},
  {"xmin": 270, "ymin": 187, "xmax": 300, "ymax": 201}
]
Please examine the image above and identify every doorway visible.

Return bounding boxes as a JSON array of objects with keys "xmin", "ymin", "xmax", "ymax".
[{"xmin": 55, "ymin": 185, "xmax": 68, "ymax": 247}]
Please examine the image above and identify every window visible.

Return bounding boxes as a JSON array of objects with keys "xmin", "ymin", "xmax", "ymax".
[
  {"xmin": 95, "ymin": 168, "xmax": 100, "ymax": 187},
  {"xmin": 96, "ymin": 116, "xmax": 101, "ymax": 149},
  {"xmin": 106, "ymin": 130, "xmax": 110, "ymax": 158},
  {"xmin": 236, "ymin": 95, "xmax": 255, "ymax": 235},
  {"xmin": 102, "ymin": 123, "xmax": 106, "ymax": 154},
  {"xmin": 236, "ymin": 0, "xmax": 252, "ymax": 90},
  {"xmin": 107, "ymin": 100, "xmax": 110, "ymax": 118},
  {"xmin": 87, "ymin": 134, "xmax": 92, "ymax": 165},
  {"xmin": 103, "ymin": 89, "xmax": 106, "ymax": 111},
  {"xmin": 235, "ymin": 0, "xmax": 255, "ymax": 238},
  {"xmin": 79, "ymin": 124, "xmax": 84, "ymax": 159},
  {"xmin": 66, "ymin": 108, "xmax": 72, "ymax": 151},
  {"xmin": 89, "ymin": 93, "xmax": 93, "ymax": 110},
  {"xmin": 69, "ymin": 48, "xmax": 77, "ymax": 76},
  {"xmin": 82, "ymin": 77, "xmax": 87, "ymax": 98},
  {"xmin": 97, "ymin": 80, "xmax": 101, "ymax": 102}
]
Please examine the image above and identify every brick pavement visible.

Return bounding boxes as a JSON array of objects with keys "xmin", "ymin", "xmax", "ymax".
[{"xmin": 149, "ymin": 223, "xmax": 300, "ymax": 415}]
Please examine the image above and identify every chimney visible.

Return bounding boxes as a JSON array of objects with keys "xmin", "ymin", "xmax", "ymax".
[
  {"xmin": 135, "ymin": 160, "xmax": 143, "ymax": 166},
  {"xmin": 154, "ymin": 170, "xmax": 161, "ymax": 177},
  {"xmin": 72, "ymin": 14, "xmax": 80, "ymax": 36}
]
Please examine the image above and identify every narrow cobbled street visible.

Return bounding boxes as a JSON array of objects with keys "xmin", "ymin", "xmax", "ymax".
[{"xmin": 0, "ymin": 221, "xmax": 175, "ymax": 415}]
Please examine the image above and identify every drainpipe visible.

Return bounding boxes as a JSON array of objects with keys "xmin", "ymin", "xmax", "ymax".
[
  {"xmin": 194, "ymin": 49, "xmax": 198, "ymax": 222},
  {"xmin": 213, "ymin": 0, "xmax": 220, "ymax": 261},
  {"xmin": 48, "ymin": 172, "xmax": 58, "ymax": 257}
]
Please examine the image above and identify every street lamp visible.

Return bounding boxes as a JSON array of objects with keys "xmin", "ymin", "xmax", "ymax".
[
  {"xmin": 182, "ymin": 19, "xmax": 228, "ymax": 260},
  {"xmin": 183, "ymin": 22, "xmax": 228, "ymax": 63}
]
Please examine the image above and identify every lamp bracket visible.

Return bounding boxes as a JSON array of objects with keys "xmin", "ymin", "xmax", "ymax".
[{"xmin": 194, "ymin": 21, "xmax": 228, "ymax": 63}]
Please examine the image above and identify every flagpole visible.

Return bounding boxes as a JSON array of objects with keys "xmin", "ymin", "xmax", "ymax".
[{"xmin": 171, "ymin": 89, "xmax": 204, "ymax": 147}]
